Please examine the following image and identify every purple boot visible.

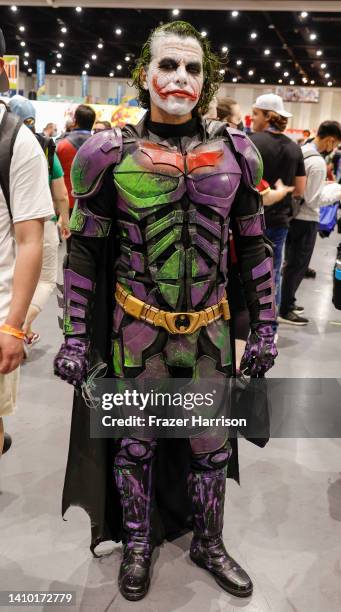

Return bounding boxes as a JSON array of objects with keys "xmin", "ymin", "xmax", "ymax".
[
  {"xmin": 114, "ymin": 438, "xmax": 156, "ymax": 602},
  {"xmin": 189, "ymin": 453, "xmax": 253, "ymax": 598}
]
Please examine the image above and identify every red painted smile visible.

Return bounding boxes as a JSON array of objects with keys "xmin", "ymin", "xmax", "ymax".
[{"xmin": 152, "ymin": 76, "xmax": 198, "ymax": 102}]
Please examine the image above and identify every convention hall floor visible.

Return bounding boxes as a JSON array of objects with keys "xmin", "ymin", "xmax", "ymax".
[{"xmin": 1, "ymin": 231, "xmax": 341, "ymax": 612}]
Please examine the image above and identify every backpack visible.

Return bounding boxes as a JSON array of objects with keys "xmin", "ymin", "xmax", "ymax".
[
  {"xmin": 291, "ymin": 148, "xmax": 322, "ymax": 219},
  {"xmin": 0, "ymin": 106, "xmax": 55, "ymax": 220}
]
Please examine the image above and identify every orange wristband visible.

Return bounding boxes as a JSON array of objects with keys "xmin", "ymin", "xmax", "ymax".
[{"xmin": 0, "ymin": 324, "xmax": 25, "ymax": 340}]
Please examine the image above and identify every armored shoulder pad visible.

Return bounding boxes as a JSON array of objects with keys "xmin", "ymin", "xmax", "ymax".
[
  {"xmin": 225, "ymin": 127, "xmax": 263, "ymax": 188},
  {"xmin": 71, "ymin": 128, "xmax": 123, "ymax": 199}
]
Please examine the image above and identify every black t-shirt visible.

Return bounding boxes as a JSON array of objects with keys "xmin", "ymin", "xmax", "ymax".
[{"xmin": 250, "ymin": 130, "xmax": 306, "ymax": 228}]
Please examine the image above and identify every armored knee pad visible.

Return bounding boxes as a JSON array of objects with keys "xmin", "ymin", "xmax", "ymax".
[
  {"xmin": 190, "ymin": 438, "xmax": 232, "ymax": 472},
  {"xmin": 114, "ymin": 438, "xmax": 157, "ymax": 469}
]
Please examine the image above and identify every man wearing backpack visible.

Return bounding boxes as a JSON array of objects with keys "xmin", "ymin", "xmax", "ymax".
[
  {"xmin": 279, "ymin": 121, "xmax": 341, "ymax": 325},
  {"xmin": 0, "ymin": 28, "xmax": 54, "ymax": 454}
]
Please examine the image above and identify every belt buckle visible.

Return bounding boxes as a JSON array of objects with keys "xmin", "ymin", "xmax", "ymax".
[{"xmin": 165, "ymin": 311, "xmax": 205, "ymax": 334}]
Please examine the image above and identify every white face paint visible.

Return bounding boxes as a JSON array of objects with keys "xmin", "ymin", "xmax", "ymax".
[{"xmin": 144, "ymin": 33, "xmax": 204, "ymax": 117}]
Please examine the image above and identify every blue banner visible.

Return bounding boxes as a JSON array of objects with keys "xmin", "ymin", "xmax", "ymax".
[
  {"xmin": 81, "ymin": 73, "xmax": 88, "ymax": 98},
  {"xmin": 36, "ymin": 59, "xmax": 46, "ymax": 95}
]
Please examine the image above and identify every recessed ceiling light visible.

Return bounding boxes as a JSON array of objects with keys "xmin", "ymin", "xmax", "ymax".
[
  {"xmin": 232, "ymin": 77, "xmax": 238, "ymax": 83},
  {"xmin": 115, "ymin": 28, "xmax": 122, "ymax": 35},
  {"xmin": 325, "ymin": 73, "xmax": 331, "ymax": 78},
  {"xmin": 310, "ymin": 80, "xmax": 315, "ymax": 84},
  {"xmin": 59, "ymin": 42, "xmax": 65, "ymax": 48},
  {"xmin": 23, "ymin": 60, "xmax": 28, "ymax": 66},
  {"xmin": 309, "ymin": 33, "xmax": 317, "ymax": 41},
  {"xmin": 61, "ymin": 26, "xmax": 67, "ymax": 33},
  {"xmin": 109, "ymin": 71, "xmax": 114, "ymax": 77},
  {"xmin": 91, "ymin": 54, "xmax": 97, "ymax": 60},
  {"xmin": 275, "ymin": 61, "xmax": 281, "ymax": 68},
  {"xmin": 172, "ymin": 8, "xmax": 180, "ymax": 16},
  {"xmin": 302, "ymin": 77, "xmax": 308, "ymax": 83},
  {"xmin": 260, "ymin": 78, "xmax": 266, "ymax": 83},
  {"xmin": 28, "ymin": 67, "xmax": 32, "ymax": 73},
  {"xmin": 219, "ymin": 69, "xmax": 225, "ymax": 75},
  {"xmin": 278, "ymin": 79, "xmax": 283, "ymax": 83},
  {"xmin": 264, "ymin": 49, "xmax": 271, "ymax": 56},
  {"xmin": 75, "ymin": 6, "xmax": 82, "ymax": 12},
  {"xmin": 10, "ymin": 5, "xmax": 18, "ymax": 12},
  {"xmin": 51, "ymin": 68, "xmax": 56, "ymax": 74},
  {"xmin": 250, "ymin": 32, "xmax": 258, "ymax": 40},
  {"xmin": 290, "ymin": 80, "xmax": 295, "ymax": 85},
  {"xmin": 321, "ymin": 63, "xmax": 327, "ymax": 69},
  {"xmin": 222, "ymin": 46, "xmax": 228, "ymax": 53},
  {"xmin": 248, "ymin": 69, "xmax": 254, "ymax": 76},
  {"xmin": 57, "ymin": 53, "xmax": 62, "ymax": 59},
  {"xmin": 316, "ymin": 50, "xmax": 323, "ymax": 56},
  {"xmin": 301, "ymin": 11, "xmax": 308, "ymax": 18},
  {"xmin": 116, "ymin": 64, "xmax": 122, "ymax": 70},
  {"xmin": 201, "ymin": 30, "xmax": 207, "ymax": 37},
  {"xmin": 82, "ymin": 70, "xmax": 87, "ymax": 75},
  {"xmin": 84, "ymin": 63, "xmax": 90, "ymax": 69},
  {"xmin": 284, "ymin": 71, "xmax": 289, "ymax": 77},
  {"xmin": 19, "ymin": 25, "xmax": 25, "ymax": 32},
  {"xmin": 125, "ymin": 55, "xmax": 130, "ymax": 62},
  {"xmin": 97, "ymin": 42, "xmax": 103, "ymax": 49},
  {"xmin": 231, "ymin": 10, "xmax": 239, "ymax": 17},
  {"xmin": 328, "ymin": 81, "xmax": 333, "ymax": 87},
  {"xmin": 20, "ymin": 41, "xmax": 25, "ymax": 47},
  {"xmin": 236, "ymin": 59, "xmax": 243, "ymax": 66},
  {"xmin": 56, "ymin": 62, "xmax": 61, "ymax": 67},
  {"xmin": 24, "ymin": 51, "xmax": 29, "ymax": 57}
]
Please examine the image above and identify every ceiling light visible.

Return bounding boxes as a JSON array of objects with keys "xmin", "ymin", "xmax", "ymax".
[
  {"xmin": 248, "ymin": 69, "xmax": 254, "ymax": 76},
  {"xmin": 75, "ymin": 6, "xmax": 82, "ymax": 12},
  {"xmin": 24, "ymin": 51, "xmax": 29, "ymax": 57},
  {"xmin": 57, "ymin": 53, "xmax": 62, "ymax": 59},
  {"xmin": 59, "ymin": 42, "xmax": 65, "ymax": 48},
  {"xmin": 51, "ymin": 68, "xmax": 56, "ymax": 74},
  {"xmin": 222, "ymin": 46, "xmax": 228, "ymax": 53},
  {"xmin": 302, "ymin": 77, "xmax": 308, "ymax": 83},
  {"xmin": 236, "ymin": 59, "xmax": 243, "ymax": 66},
  {"xmin": 56, "ymin": 62, "xmax": 61, "ymax": 67},
  {"xmin": 28, "ymin": 68, "xmax": 32, "ymax": 73},
  {"xmin": 321, "ymin": 63, "xmax": 327, "ymax": 69},
  {"xmin": 19, "ymin": 25, "xmax": 25, "ymax": 32},
  {"xmin": 23, "ymin": 60, "xmax": 28, "ymax": 66},
  {"xmin": 172, "ymin": 8, "xmax": 180, "ymax": 15},
  {"xmin": 219, "ymin": 69, "xmax": 225, "ymax": 75},
  {"xmin": 231, "ymin": 10, "xmax": 239, "ymax": 17},
  {"xmin": 328, "ymin": 81, "xmax": 333, "ymax": 87},
  {"xmin": 109, "ymin": 71, "xmax": 114, "ymax": 77},
  {"xmin": 250, "ymin": 32, "xmax": 257, "ymax": 40},
  {"xmin": 309, "ymin": 33, "xmax": 317, "ymax": 41},
  {"xmin": 125, "ymin": 55, "xmax": 130, "ymax": 61},
  {"xmin": 260, "ymin": 78, "xmax": 266, "ymax": 83},
  {"xmin": 283, "ymin": 71, "xmax": 289, "ymax": 77},
  {"xmin": 82, "ymin": 70, "xmax": 87, "ymax": 75},
  {"xmin": 264, "ymin": 49, "xmax": 271, "ymax": 56},
  {"xmin": 115, "ymin": 28, "xmax": 122, "ymax": 35},
  {"xmin": 61, "ymin": 26, "xmax": 67, "ymax": 33},
  {"xmin": 278, "ymin": 79, "xmax": 283, "ymax": 84},
  {"xmin": 290, "ymin": 80, "xmax": 295, "ymax": 85},
  {"xmin": 310, "ymin": 80, "xmax": 315, "ymax": 84},
  {"xmin": 97, "ymin": 42, "xmax": 103, "ymax": 49},
  {"xmin": 84, "ymin": 63, "xmax": 90, "ymax": 68},
  {"xmin": 232, "ymin": 77, "xmax": 238, "ymax": 83},
  {"xmin": 325, "ymin": 73, "xmax": 331, "ymax": 78},
  {"xmin": 91, "ymin": 54, "xmax": 97, "ymax": 60},
  {"xmin": 301, "ymin": 11, "xmax": 308, "ymax": 18},
  {"xmin": 10, "ymin": 5, "xmax": 17, "ymax": 12},
  {"xmin": 275, "ymin": 61, "xmax": 281, "ymax": 68},
  {"xmin": 201, "ymin": 31, "xmax": 207, "ymax": 37},
  {"xmin": 116, "ymin": 64, "xmax": 122, "ymax": 70},
  {"xmin": 20, "ymin": 41, "xmax": 26, "ymax": 47},
  {"xmin": 316, "ymin": 50, "xmax": 323, "ymax": 56}
]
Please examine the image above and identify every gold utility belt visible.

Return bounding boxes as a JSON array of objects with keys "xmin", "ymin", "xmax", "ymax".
[{"xmin": 115, "ymin": 282, "xmax": 230, "ymax": 335}]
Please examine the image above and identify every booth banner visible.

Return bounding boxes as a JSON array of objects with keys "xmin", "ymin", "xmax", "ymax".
[
  {"xmin": 3, "ymin": 55, "xmax": 19, "ymax": 91},
  {"xmin": 276, "ymin": 86, "xmax": 319, "ymax": 103},
  {"xmin": 81, "ymin": 73, "xmax": 88, "ymax": 98},
  {"xmin": 36, "ymin": 59, "xmax": 46, "ymax": 96}
]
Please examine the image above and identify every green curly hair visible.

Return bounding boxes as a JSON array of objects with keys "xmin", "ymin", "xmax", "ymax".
[{"xmin": 131, "ymin": 20, "xmax": 224, "ymax": 115}]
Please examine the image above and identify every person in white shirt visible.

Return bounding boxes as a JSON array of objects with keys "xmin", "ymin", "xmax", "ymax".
[
  {"xmin": 279, "ymin": 120, "xmax": 341, "ymax": 325},
  {"xmin": 0, "ymin": 29, "xmax": 54, "ymax": 454}
]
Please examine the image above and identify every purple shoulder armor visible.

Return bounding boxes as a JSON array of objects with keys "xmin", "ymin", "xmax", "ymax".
[
  {"xmin": 225, "ymin": 127, "xmax": 263, "ymax": 189},
  {"xmin": 71, "ymin": 128, "xmax": 123, "ymax": 199}
]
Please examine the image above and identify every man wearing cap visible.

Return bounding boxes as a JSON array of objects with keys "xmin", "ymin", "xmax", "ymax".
[
  {"xmin": 0, "ymin": 28, "xmax": 54, "ymax": 455},
  {"xmin": 250, "ymin": 94, "xmax": 306, "ymax": 312}
]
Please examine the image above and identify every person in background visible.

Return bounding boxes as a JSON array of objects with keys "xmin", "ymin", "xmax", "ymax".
[
  {"xmin": 93, "ymin": 120, "xmax": 112, "ymax": 133},
  {"xmin": 216, "ymin": 97, "xmax": 243, "ymax": 130},
  {"xmin": 0, "ymin": 27, "xmax": 54, "ymax": 455},
  {"xmin": 250, "ymin": 93, "xmax": 306, "ymax": 311},
  {"xmin": 43, "ymin": 122, "xmax": 57, "ymax": 138},
  {"xmin": 8, "ymin": 95, "xmax": 70, "ymax": 346},
  {"xmin": 57, "ymin": 104, "xmax": 96, "ymax": 216},
  {"xmin": 279, "ymin": 121, "xmax": 341, "ymax": 325},
  {"xmin": 302, "ymin": 129, "xmax": 311, "ymax": 144}
]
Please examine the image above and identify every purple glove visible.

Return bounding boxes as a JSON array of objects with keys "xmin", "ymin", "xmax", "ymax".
[
  {"xmin": 54, "ymin": 337, "xmax": 89, "ymax": 387},
  {"xmin": 240, "ymin": 324, "xmax": 278, "ymax": 376}
]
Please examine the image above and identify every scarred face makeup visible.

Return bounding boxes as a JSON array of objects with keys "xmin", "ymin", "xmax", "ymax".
[{"xmin": 143, "ymin": 33, "xmax": 204, "ymax": 116}]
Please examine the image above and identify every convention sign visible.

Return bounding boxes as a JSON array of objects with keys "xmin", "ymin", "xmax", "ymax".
[
  {"xmin": 36, "ymin": 59, "xmax": 46, "ymax": 96},
  {"xmin": 276, "ymin": 86, "xmax": 319, "ymax": 103},
  {"xmin": 3, "ymin": 55, "xmax": 19, "ymax": 90}
]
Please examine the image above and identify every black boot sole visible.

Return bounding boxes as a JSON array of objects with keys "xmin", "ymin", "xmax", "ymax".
[
  {"xmin": 118, "ymin": 578, "xmax": 150, "ymax": 602},
  {"xmin": 190, "ymin": 554, "xmax": 253, "ymax": 598}
]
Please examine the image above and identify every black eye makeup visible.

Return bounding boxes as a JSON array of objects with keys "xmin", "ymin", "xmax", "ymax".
[
  {"xmin": 158, "ymin": 57, "xmax": 179, "ymax": 71},
  {"xmin": 186, "ymin": 62, "xmax": 202, "ymax": 75}
]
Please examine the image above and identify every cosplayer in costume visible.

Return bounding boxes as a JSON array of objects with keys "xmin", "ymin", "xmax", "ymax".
[{"xmin": 55, "ymin": 21, "xmax": 277, "ymax": 602}]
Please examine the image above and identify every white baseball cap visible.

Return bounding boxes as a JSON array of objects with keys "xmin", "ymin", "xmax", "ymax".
[{"xmin": 253, "ymin": 93, "xmax": 292, "ymax": 118}]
